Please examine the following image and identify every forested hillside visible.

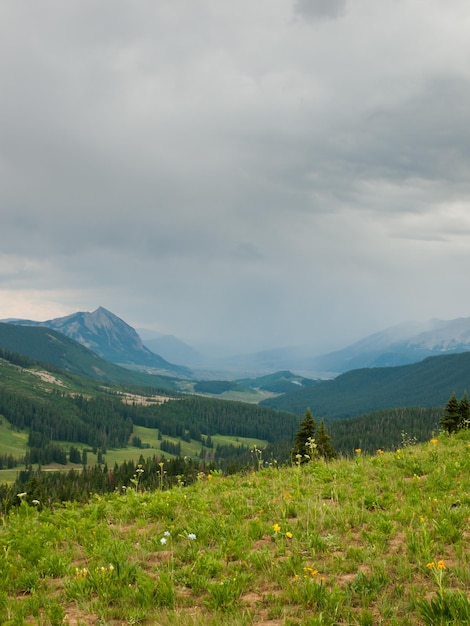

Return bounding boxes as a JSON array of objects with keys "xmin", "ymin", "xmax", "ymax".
[
  {"xmin": 0, "ymin": 323, "xmax": 178, "ymax": 389},
  {"xmin": 261, "ymin": 351, "xmax": 470, "ymax": 418},
  {"xmin": 327, "ymin": 406, "xmax": 443, "ymax": 455},
  {"xmin": 0, "ymin": 349, "xmax": 300, "ymax": 470}
]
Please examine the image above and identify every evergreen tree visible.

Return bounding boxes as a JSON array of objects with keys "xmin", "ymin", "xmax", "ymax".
[
  {"xmin": 69, "ymin": 446, "xmax": 82, "ymax": 464},
  {"xmin": 440, "ymin": 393, "xmax": 461, "ymax": 434},
  {"xmin": 459, "ymin": 392, "xmax": 470, "ymax": 430},
  {"xmin": 316, "ymin": 419, "xmax": 337, "ymax": 460},
  {"xmin": 291, "ymin": 408, "xmax": 316, "ymax": 464}
]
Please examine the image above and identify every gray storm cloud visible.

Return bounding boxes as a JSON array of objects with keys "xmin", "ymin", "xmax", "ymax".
[
  {"xmin": 1, "ymin": 0, "xmax": 470, "ymax": 354},
  {"xmin": 294, "ymin": 0, "xmax": 347, "ymax": 21}
]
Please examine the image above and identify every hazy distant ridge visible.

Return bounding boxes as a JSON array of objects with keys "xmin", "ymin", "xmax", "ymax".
[{"xmin": 307, "ymin": 317, "xmax": 470, "ymax": 373}]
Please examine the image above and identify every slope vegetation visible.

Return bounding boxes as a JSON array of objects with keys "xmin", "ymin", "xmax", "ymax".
[
  {"xmin": 262, "ymin": 351, "xmax": 470, "ymax": 418},
  {"xmin": 0, "ymin": 432, "xmax": 469, "ymax": 624},
  {"xmin": 0, "ymin": 323, "xmax": 178, "ymax": 388},
  {"xmin": 0, "ymin": 349, "xmax": 300, "ymax": 472}
]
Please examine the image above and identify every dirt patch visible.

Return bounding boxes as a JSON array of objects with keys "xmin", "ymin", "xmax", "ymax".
[
  {"xmin": 31, "ymin": 370, "xmax": 66, "ymax": 386},
  {"xmin": 116, "ymin": 391, "xmax": 173, "ymax": 406},
  {"xmin": 64, "ymin": 604, "xmax": 98, "ymax": 626}
]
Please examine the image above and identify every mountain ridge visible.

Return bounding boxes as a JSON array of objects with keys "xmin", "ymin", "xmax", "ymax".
[
  {"xmin": 5, "ymin": 307, "xmax": 191, "ymax": 377},
  {"xmin": 0, "ymin": 322, "xmax": 180, "ymax": 389}
]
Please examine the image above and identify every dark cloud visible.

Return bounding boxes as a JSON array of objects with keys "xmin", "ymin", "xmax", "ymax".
[
  {"xmin": 294, "ymin": 0, "xmax": 347, "ymax": 21},
  {"xmin": 1, "ymin": 1, "xmax": 470, "ymax": 354}
]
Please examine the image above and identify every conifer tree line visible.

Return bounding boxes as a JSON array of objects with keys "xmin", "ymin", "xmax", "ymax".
[
  {"xmin": 440, "ymin": 392, "xmax": 470, "ymax": 433},
  {"xmin": 0, "ymin": 455, "xmax": 207, "ymax": 514},
  {"xmin": 327, "ymin": 406, "xmax": 443, "ymax": 456},
  {"xmin": 291, "ymin": 408, "xmax": 336, "ymax": 463}
]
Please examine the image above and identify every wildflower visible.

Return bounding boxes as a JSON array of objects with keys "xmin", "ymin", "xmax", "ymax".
[
  {"xmin": 32, "ymin": 499, "xmax": 40, "ymax": 506},
  {"xmin": 160, "ymin": 537, "xmax": 167, "ymax": 545},
  {"xmin": 285, "ymin": 531, "xmax": 293, "ymax": 539},
  {"xmin": 437, "ymin": 560, "xmax": 447, "ymax": 570},
  {"xmin": 430, "ymin": 438, "xmax": 438, "ymax": 445},
  {"xmin": 355, "ymin": 448, "xmax": 361, "ymax": 454},
  {"xmin": 163, "ymin": 530, "xmax": 171, "ymax": 537},
  {"xmin": 303, "ymin": 566, "xmax": 319, "ymax": 578},
  {"xmin": 188, "ymin": 533, "xmax": 196, "ymax": 540},
  {"xmin": 16, "ymin": 492, "xmax": 27, "ymax": 499},
  {"xmin": 272, "ymin": 523, "xmax": 281, "ymax": 533},
  {"xmin": 207, "ymin": 474, "xmax": 213, "ymax": 480},
  {"xmin": 426, "ymin": 562, "xmax": 435, "ymax": 569},
  {"xmin": 376, "ymin": 449, "xmax": 384, "ymax": 455},
  {"xmin": 75, "ymin": 567, "xmax": 88, "ymax": 578}
]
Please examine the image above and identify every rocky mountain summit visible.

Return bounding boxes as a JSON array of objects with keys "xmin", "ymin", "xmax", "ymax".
[{"xmin": 6, "ymin": 307, "xmax": 190, "ymax": 376}]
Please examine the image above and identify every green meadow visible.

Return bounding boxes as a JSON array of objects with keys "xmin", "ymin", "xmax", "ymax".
[
  {"xmin": 0, "ymin": 418, "xmax": 268, "ymax": 484},
  {"xmin": 0, "ymin": 430, "xmax": 469, "ymax": 624},
  {"xmin": 0, "ymin": 417, "xmax": 28, "ymax": 456}
]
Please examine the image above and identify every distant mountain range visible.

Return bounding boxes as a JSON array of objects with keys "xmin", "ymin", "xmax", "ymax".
[
  {"xmin": 143, "ymin": 334, "xmax": 203, "ymax": 367},
  {"xmin": 208, "ymin": 317, "xmax": 470, "ymax": 376},
  {"xmin": 4, "ymin": 307, "xmax": 191, "ymax": 377},
  {"xmin": 3, "ymin": 307, "xmax": 470, "ymax": 426},
  {"xmin": 7, "ymin": 307, "xmax": 470, "ymax": 379},
  {"xmin": 305, "ymin": 317, "xmax": 470, "ymax": 373}
]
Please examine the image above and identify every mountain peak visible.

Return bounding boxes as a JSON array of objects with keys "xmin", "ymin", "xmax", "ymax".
[{"xmin": 5, "ymin": 307, "xmax": 190, "ymax": 376}]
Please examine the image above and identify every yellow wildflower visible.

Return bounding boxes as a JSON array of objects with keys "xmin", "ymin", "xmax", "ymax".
[
  {"xmin": 272, "ymin": 523, "xmax": 281, "ymax": 533},
  {"xmin": 303, "ymin": 566, "xmax": 319, "ymax": 578},
  {"xmin": 426, "ymin": 562, "xmax": 435, "ymax": 569},
  {"xmin": 355, "ymin": 448, "xmax": 362, "ymax": 454},
  {"xmin": 376, "ymin": 449, "xmax": 384, "ymax": 455},
  {"xmin": 285, "ymin": 531, "xmax": 293, "ymax": 539},
  {"xmin": 437, "ymin": 560, "xmax": 447, "ymax": 570},
  {"xmin": 430, "ymin": 438, "xmax": 438, "ymax": 445}
]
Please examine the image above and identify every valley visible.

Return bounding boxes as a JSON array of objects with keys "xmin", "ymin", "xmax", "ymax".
[
  {"xmin": 2, "ymin": 307, "xmax": 470, "ymax": 488},
  {"xmin": 1, "ymin": 307, "xmax": 470, "ymax": 623}
]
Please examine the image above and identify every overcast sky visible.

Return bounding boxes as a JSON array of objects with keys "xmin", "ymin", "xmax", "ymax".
[{"xmin": 1, "ymin": 0, "xmax": 470, "ymax": 355}]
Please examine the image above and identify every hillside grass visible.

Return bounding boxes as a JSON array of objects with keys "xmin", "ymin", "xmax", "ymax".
[
  {"xmin": 0, "ymin": 417, "xmax": 28, "ymax": 456},
  {"xmin": 1, "ymin": 431, "xmax": 470, "ymax": 624}
]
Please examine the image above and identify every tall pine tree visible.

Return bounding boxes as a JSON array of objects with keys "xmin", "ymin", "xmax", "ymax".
[
  {"xmin": 316, "ymin": 419, "xmax": 337, "ymax": 460},
  {"xmin": 440, "ymin": 393, "xmax": 461, "ymax": 434},
  {"xmin": 291, "ymin": 408, "xmax": 316, "ymax": 464},
  {"xmin": 459, "ymin": 392, "xmax": 470, "ymax": 430}
]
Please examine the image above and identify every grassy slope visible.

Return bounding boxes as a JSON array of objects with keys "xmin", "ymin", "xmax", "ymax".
[
  {"xmin": 0, "ymin": 417, "xmax": 28, "ymax": 455},
  {"xmin": 0, "ymin": 431, "xmax": 469, "ymax": 624}
]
